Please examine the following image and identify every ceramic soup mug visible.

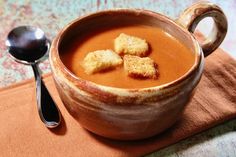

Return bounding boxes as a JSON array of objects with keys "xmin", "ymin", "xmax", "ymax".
[{"xmin": 49, "ymin": 1, "xmax": 227, "ymax": 140}]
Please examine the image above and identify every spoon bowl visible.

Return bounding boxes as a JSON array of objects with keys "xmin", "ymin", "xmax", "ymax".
[{"xmin": 6, "ymin": 26, "xmax": 50, "ymax": 64}]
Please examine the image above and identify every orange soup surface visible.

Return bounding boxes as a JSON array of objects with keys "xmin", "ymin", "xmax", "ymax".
[{"xmin": 60, "ymin": 25, "xmax": 195, "ymax": 89}]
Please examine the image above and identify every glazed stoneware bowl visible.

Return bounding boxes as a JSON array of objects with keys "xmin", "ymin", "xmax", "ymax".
[{"xmin": 49, "ymin": 1, "xmax": 227, "ymax": 140}]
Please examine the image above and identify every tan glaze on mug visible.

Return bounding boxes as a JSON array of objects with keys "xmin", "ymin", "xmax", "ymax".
[{"xmin": 49, "ymin": 1, "xmax": 227, "ymax": 140}]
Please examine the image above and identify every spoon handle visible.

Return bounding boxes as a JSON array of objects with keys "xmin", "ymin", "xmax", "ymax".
[{"xmin": 31, "ymin": 63, "xmax": 61, "ymax": 128}]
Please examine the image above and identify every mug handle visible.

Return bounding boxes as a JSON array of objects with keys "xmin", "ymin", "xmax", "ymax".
[{"xmin": 176, "ymin": 1, "xmax": 228, "ymax": 57}]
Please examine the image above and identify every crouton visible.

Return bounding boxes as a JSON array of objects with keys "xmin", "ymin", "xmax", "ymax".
[
  {"xmin": 114, "ymin": 33, "xmax": 149, "ymax": 57},
  {"xmin": 124, "ymin": 55, "xmax": 158, "ymax": 79},
  {"xmin": 83, "ymin": 49, "xmax": 123, "ymax": 74}
]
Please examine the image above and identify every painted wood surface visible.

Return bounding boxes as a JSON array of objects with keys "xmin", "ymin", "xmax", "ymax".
[{"xmin": 0, "ymin": 0, "xmax": 235, "ymax": 156}]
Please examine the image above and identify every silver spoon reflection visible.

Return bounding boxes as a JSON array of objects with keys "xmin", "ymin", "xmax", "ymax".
[{"xmin": 6, "ymin": 26, "xmax": 61, "ymax": 128}]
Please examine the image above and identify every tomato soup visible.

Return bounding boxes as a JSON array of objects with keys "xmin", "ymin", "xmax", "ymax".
[{"xmin": 60, "ymin": 24, "xmax": 195, "ymax": 88}]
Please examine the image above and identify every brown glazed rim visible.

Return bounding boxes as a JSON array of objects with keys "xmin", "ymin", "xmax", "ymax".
[{"xmin": 51, "ymin": 8, "xmax": 202, "ymax": 92}]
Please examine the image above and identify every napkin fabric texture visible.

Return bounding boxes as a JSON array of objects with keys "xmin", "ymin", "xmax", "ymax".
[{"xmin": 0, "ymin": 47, "xmax": 235, "ymax": 157}]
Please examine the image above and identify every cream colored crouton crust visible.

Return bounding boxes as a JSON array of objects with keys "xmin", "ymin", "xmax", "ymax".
[
  {"xmin": 114, "ymin": 33, "xmax": 149, "ymax": 57},
  {"xmin": 124, "ymin": 55, "xmax": 158, "ymax": 79},
  {"xmin": 83, "ymin": 50, "xmax": 123, "ymax": 74}
]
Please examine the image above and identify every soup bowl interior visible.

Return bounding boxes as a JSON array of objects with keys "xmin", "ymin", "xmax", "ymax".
[{"xmin": 50, "ymin": 9, "xmax": 202, "ymax": 140}]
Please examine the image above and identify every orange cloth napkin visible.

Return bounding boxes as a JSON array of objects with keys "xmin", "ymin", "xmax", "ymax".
[{"xmin": 0, "ymin": 48, "xmax": 235, "ymax": 157}]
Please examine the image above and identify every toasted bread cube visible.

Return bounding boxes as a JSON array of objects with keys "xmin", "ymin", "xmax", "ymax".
[
  {"xmin": 114, "ymin": 33, "xmax": 149, "ymax": 57},
  {"xmin": 83, "ymin": 50, "xmax": 123, "ymax": 74},
  {"xmin": 124, "ymin": 55, "xmax": 158, "ymax": 79}
]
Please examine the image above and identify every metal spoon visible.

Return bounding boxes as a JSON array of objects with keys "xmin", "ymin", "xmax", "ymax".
[{"xmin": 6, "ymin": 26, "xmax": 61, "ymax": 128}]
